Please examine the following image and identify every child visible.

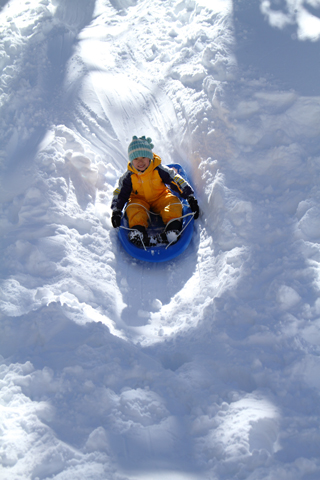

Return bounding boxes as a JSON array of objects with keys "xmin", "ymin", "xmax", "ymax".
[{"xmin": 111, "ymin": 136, "xmax": 199, "ymax": 248}]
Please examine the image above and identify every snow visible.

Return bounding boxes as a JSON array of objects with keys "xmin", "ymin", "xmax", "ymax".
[
  {"xmin": 1, "ymin": 0, "xmax": 320, "ymax": 478},
  {"xmin": 261, "ymin": 0, "xmax": 320, "ymax": 41}
]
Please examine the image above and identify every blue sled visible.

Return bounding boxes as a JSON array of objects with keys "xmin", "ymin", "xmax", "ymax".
[{"xmin": 118, "ymin": 164, "xmax": 194, "ymax": 263}]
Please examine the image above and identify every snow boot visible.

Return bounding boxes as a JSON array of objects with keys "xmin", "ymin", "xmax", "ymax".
[
  {"xmin": 164, "ymin": 219, "xmax": 182, "ymax": 245},
  {"xmin": 128, "ymin": 225, "xmax": 149, "ymax": 248}
]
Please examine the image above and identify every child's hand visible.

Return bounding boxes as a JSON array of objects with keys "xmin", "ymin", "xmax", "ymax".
[
  {"xmin": 188, "ymin": 196, "xmax": 200, "ymax": 219},
  {"xmin": 111, "ymin": 210, "xmax": 122, "ymax": 228}
]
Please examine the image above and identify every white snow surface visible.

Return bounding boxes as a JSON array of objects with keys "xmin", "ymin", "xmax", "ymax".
[{"xmin": 1, "ymin": 0, "xmax": 320, "ymax": 479}]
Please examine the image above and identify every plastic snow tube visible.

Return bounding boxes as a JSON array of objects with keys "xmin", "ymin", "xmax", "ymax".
[{"xmin": 118, "ymin": 164, "xmax": 195, "ymax": 263}]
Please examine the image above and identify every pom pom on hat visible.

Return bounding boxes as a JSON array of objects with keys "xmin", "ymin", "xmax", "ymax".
[{"xmin": 128, "ymin": 136, "xmax": 154, "ymax": 162}]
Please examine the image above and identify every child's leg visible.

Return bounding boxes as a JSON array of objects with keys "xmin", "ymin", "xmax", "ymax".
[
  {"xmin": 152, "ymin": 192, "xmax": 182, "ymax": 225},
  {"xmin": 126, "ymin": 199, "xmax": 150, "ymax": 229}
]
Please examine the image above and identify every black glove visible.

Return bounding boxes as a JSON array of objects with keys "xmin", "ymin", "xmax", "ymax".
[
  {"xmin": 188, "ymin": 196, "xmax": 199, "ymax": 220},
  {"xmin": 111, "ymin": 210, "xmax": 122, "ymax": 228}
]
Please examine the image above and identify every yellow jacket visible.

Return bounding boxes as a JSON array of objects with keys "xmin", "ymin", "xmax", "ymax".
[
  {"xmin": 111, "ymin": 154, "xmax": 194, "ymax": 212},
  {"xmin": 128, "ymin": 154, "xmax": 171, "ymax": 204}
]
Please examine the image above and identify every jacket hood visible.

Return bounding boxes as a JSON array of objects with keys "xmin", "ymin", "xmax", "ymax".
[{"xmin": 128, "ymin": 154, "xmax": 162, "ymax": 175}]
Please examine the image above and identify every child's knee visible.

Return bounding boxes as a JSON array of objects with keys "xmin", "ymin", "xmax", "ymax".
[
  {"xmin": 126, "ymin": 204, "xmax": 149, "ymax": 228},
  {"xmin": 162, "ymin": 202, "xmax": 182, "ymax": 224}
]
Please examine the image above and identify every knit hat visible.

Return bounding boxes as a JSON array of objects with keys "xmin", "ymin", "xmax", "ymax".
[{"xmin": 128, "ymin": 136, "xmax": 154, "ymax": 162}]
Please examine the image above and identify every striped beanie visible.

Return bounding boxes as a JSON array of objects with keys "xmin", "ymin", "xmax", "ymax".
[{"xmin": 128, "ymin": 136, "xmax": 154, "ymax": 162}]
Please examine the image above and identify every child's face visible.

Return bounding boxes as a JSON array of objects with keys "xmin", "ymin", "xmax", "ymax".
[{"xmin": 132, "ymin": 157, "xmax": 151, "ymax": 172}]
